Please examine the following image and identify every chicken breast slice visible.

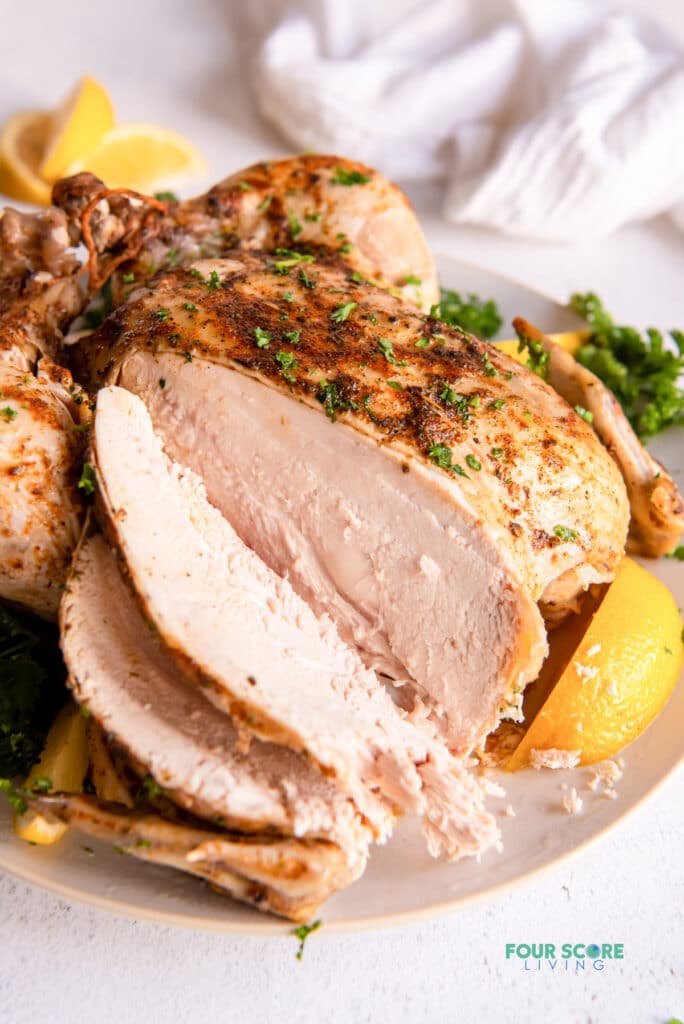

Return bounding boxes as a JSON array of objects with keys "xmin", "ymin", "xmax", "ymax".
[
  {"xmin": 62, "ymin": 532, "xmax": 374, "ymax": 860},
  {"xmin": 92, "ymin": 385, "xmax": 500, "ymax": 861},
  {"xmin": 25, "ymin": 793, "xmax": 357, "ymax": 923}
]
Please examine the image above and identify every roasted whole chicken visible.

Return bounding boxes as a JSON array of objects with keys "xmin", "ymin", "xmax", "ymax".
[{"xmin": 1, "ymin": 155, "xmax": 682, "ymax": 921}]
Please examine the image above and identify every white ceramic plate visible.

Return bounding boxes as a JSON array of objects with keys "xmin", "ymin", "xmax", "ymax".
[{"xmin": 0, "ymin": 254, "xmax": 681, "ymax": 934}]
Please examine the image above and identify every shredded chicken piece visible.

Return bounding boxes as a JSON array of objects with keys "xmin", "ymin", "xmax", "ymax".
[{"xmin": 530, "ymin": 748, "xmax": 582, "ymax": 770}]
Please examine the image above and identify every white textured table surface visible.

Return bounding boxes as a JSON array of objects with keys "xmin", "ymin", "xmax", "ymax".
[{"xmin": 1, "ymin": 3, "xmax": 683, "ymax": 1022}]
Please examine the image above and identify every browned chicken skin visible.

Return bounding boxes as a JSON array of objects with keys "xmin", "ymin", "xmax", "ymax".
[{"xmin": 513, "ymin": 318, "xmax": 684, "ymax": 558}]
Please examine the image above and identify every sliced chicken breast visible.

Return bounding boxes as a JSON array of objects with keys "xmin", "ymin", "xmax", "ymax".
[
  {"xmin": 62, "ymin": 532, "xmax": 373, "ymax": 860},
  {"xmin": 26, "ymin": 794, "xmax": 358, "ymax": 922},
  {"xmin": 91, "ymin": 385, "xmax": 500, "ymax": 862},
  {"xmin": 82, "ymin": 252, "xmax": 630, "ymax": 750}
]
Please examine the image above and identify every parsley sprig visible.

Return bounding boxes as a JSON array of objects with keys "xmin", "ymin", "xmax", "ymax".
[{"xmin": 570, "ymin": 292, "xmax": 684, "ymax": 439}]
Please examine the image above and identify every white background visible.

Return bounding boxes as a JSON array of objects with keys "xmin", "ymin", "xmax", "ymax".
[{"xmin": 1, "ymin": 2, "xmax": 683, "ymax": 1021}]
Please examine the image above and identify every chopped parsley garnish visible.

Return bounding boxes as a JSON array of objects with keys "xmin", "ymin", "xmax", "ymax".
[
  {"xmin": 272, "ymin": 249, "xmax": 315, "ymax": 273},
  {"xmin": 299, "ymin": 269, "xmax": 316, "ymax": 289},
  {"xmin": 482, "ymin": 351, "xmax": 498, "ymax": 377},
  {"xmin": 387, "ymin": 380, "xmax": 403, "ymax": 390},
  {"xmin": 339, "ymin": 242, "xmax": 353, "ymax": 254},
  {"xmin": 282, "ymin": 291, "xmax": 294, "ymax": 303},
  {"xmin": 165, "ymin": 249, "xmax": 181, "ymax": 267},
  {"xmin": 257, "ymin": 195, "xmax": 273, "ymax": 213},
  {"xmin": 183, "ymin": 302, "xmax": 197, "ymax": 312},
  {"xmin": 491, "ymin": 447, "xmax": 504, "ymax": 459},
  {"xmin": 140, "ymin": 774, "xmax": 164, "ymax": 799},
  {"xmin": 377, "ymin": 338, "xmax": 407, "ymax": 367},
  {"xmin": 331, "ymin": 167, "xmax": 370, "ymax": 186},
  {"xmin": 30, "ymin": 776, "xmax": 52, "ymax": 793},
  {"xmin": 434, "ymin": 289, "xmax": 502, "ymax": 339},
  {"xmin": 363, "ymin": 394, "xmax": 380, "ymax": 423},
  {"xmin": 465, "ymin": 454, "xmax": 482, "ymax": 471},
  {"xmin": 206, "ymin": 270, "xmax": 221, "ymax": 291},
  {"xmin": 304, "ymin": 211, "xmax": 321, "ymax": 222},
  {"xmin": 574, "ymin": 405, "xmax": 594, "ymax": 423},
  {"xmin": 317, "ymin": 381, "xmax": 358, "ymax": 421},
  {"xmin": 403, "ymin": 275, "xmax": 422, "ymax": 286},
  {"xmin": 78, "ymin": 462, "xmax": 96, "ymax": 495},
  {"xmin": 488, "ymin": 398, "xmax": 506, "ymax": 410},
  {"xmin": 284, "ymin": 329, "xmax": 301, "ymax": 345},
  {"xmin": 570, "ymin": 291, "xmax": 684, "ymax": 439},
  {"xmin": 1, "ymin": 406, "xmax": 17, "ymax": 423},
  {"xmin": 331, "ymin": 301, "xmax": 358, "ymax": 323},
  {"xmin": 415, "ymin": 337, "xmax": 430, "ymax": 348},
  {"xmin": 514, "ymin": 323, "xmax": 550, "ymax": 379},
  {"xmin": 287, "ymin": 210, "xmax": 302, "ymax": 238},
  {"xmin": 427, "ymin": 444, "xmax": 468, "ymax": 477},
  {"xmin": 276, "ymin": 350, "xmax": 299, "ymax": 382},
  {"xmin": 439, "ymin": 384, "xmax": 478, "ymax": 422},
  {"xmin": 293, "ymin": 919, "xmax": 322, "ymax": 960},
  {"xmin": 155, "ymin": 308, "xmax": 169, "ymax": 321},
  {"xmin": 237, "ymin": 181, "xmax": 252, "ymax": 191},
  {"xmin": 154, "ymin": 191, "xmax": 178, "ymax": 202},
  {"xmin": 254, "ymin": 327, "xmax": 271, "ymax": 349},
  {"xmin": 121, "ymin": 272, "xmax": 135, "ymax": 284},
  {"xmin": 554, "ymin": 525, "xmax": 579, "ymax": 543}
]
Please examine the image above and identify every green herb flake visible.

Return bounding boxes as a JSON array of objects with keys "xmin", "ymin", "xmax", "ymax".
[
  {"xmin": 490, "ymin": 447, "xmax": 505, "ymax": 460},
  {"xmin": 1, "ymin": 406, "xmax": 18, "ymax": 423},
  {"xmin": 317, "ymin": 381, "xmax": 358, "ymax": 422},
  {"xmin": 331, "ymin": 167, "xmax": 370, "ymax": 186},
  {"xmin": 415, "ymin": 337, "xmax": 430, "ymax": 348},
  {"xmin": 276, "ymin": 350, "xmax": 299, "ymax": 382},
  {"xmin": 30, "ymin": 776, "xmax": 52, "ymax": 793},
  {"xmin": 183, "ymin": 302, "xmax": 197, "ymax": 312},
  {"xmin": 121, "ymin": 272, "xmax": 135, "ymax": 284},
  {"xmin": 465, "ymin": 454, "xmax": 482, "ymax": 471},
  {"xmin": 402, "ymin": 275, "xmax": 422, "ymax": 286},
  {"xmin": 287, "ymin": 210, "xmax": 303, "ymax": 239},
  {"xmin": 237, "ymin": 181, "xmax": 252, "ymax": 191},
  {"xmin": 331, "ymin": 301, "xmax": 358, "ymax": 323},
  {"xmin": 257, "ymin": 195, "xmax": 273, "ymax": 213},
  {"xmin": 155, "ymin": 308, "xmax": 169, "ymax": 322},
  {"xmin": 206, "ymin": 270, "xmax": 221, "ymax": 291},
  {"xmin": 294, "ymin": 918, "xmax": 322, "ymax": 960},
  {"xmin": 554, "ymin": 525, "xmax": 580, "ymax": 543},
  {"xmin": 378, "ymin": 337, "xmax": 407, "ymax": 367},
  {"xmin": 299, "ymin": 269, "xmax": 316, "ymax": 289},
  {"xmin": 284, "ymin": 329, "xmax": 301, "ymax": 345},
  {"xmin": 154, "ymin": 191, "xmax": 179, "ymax": 202},
  {"xmin": 78, "ymin": 462, "xmax": 97, "ymax": 496},
  {"xmin": 574, "ymin": 405, "xmax": 594, "ymax": 423},
  {"xmin": 488, "ymin": 398, "xmax": 506, "ymax": 410},
  {"xmin": 387, "ymin": 380, "xmax": 403, "ymax": 390},
  {"xmin": 304, "ymin": 211, "xmax": 321, "ymax": 222},
  {"xmin": 254, "ymin": 327, "xmax": 271, "ymax": 349},
  {"xmin": 665, "ymin": 545, "xmax": 684, "ymax": 561}
]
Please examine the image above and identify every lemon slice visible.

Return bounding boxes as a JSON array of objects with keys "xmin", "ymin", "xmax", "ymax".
[
  {"xmin": 0, "ymin": 110, "xmax": 52, "ymax": 205},
  {"xmin": 494, "ymin": 330, "xmax": 589, "ymax": 363},
  {"xmin": 66, "ymin": 122, "xmax": 206, "ymax": 192},
  {"xmin": 14, "ymin": 702, "xmax": 88, "ymax": 845},
  {"xmin": 39, "ymin": 75, "xmax": 115, "ymax": 183},
  {"xmin": 508, "ymin": 558, "xmax": 684, "ymax": 769}
]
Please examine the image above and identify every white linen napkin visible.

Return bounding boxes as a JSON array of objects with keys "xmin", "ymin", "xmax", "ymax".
[{"xmin": 249, "ymin": 0, "xmax": 684, "ymax": 241}]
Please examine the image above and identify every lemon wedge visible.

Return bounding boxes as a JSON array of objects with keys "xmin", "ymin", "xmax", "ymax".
[
  {"xmin": 508, "ymin": 558, "xmax": 684, "ymax": 769},
  {"xmin": 66, "ymin": 122, "xmax": 206, "ymax": 192},
  {"xmin": 0, "ymin": 111, "xmax": 52, "ymax": 205},
  {"xmin": 39, "ymin": 76, "xmax": 115, "ymax": 183},
  {"xmin": 494, "ymin": 330, "xmax": 589, "ymax": 363},
  {"xmin": 13, "ymin": 702, "xmax": 88, "ymax": 845}
]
